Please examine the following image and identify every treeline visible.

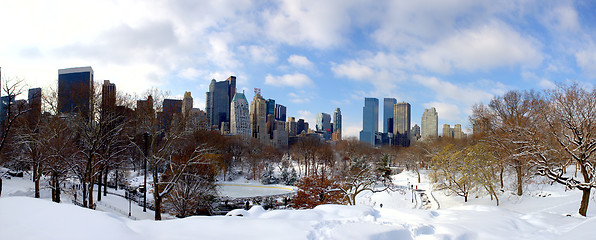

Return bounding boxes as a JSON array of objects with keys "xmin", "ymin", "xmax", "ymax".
[
  {"xmin": 402, "ymin": 83, "xmax": 596, "ymax": 217},
  {"xmin": 0, "ymin": 80, "xmax": 397, "ymax": 219}
]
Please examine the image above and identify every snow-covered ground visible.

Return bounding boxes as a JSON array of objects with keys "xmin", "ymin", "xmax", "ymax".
[{"xmin": 2, "ymin": 169, "xmax": 596, "ymax": 239}]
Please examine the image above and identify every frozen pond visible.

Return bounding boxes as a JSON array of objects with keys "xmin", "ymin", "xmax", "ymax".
[{"xmin": 217, "ymin": 183, "xmax": 295, "ymax": 198}]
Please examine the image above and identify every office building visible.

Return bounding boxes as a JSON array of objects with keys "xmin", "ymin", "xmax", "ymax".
[
  {"xmin": 101, "ymin": 80, "xmax": 116, "ymax": 121},
  {"xmin": 421, "ymin": 107, "xmax": 438, "ymax": 140},
  {"xmin": 250, "ymin": 92, "xmax": 267, "ymax": 142},
  {"xmin": 27, "ymin": 88, "xmax": 42, "ymax": 127},
  {"xmin": 411, "ymin": 124, "xmax": 421, "ymax": 142},
  {"xmin": 393, "ymin": 102, "xmax": 411, "ymax": 147},
  {"xmin": 359, "ymin": 98, "xmax": 378, "ymax": 146},
  {"xmin": 333, "ymin": 108, "xmax": 342, "ymax": 141},
  {"xmin": 286, "ymin": 117, "xmax": 297, "ymax": 137},
  {"xmin": 274, "ymin": 104, "xmax": 286, "ymax": 121},
  {"xmin": 383, "ymin": 98, "xmax": 396, "ymax": 133},
  {"xmin": 316, "ymin": 112, "xmax": 332, "ymax": 140},
  {"xmin": 58, "ymin": 66, "xmax": 94, "ymax": 119},
  {"xmin": 205, "ymin": 76, "xmax": 236, "ymax": 129},
  {"xmin": 230, "ymin": 92, "xmax": 250, "ymax": 137},
  {"xmin": 297, "ymin": 119, "xmax": 306, "ymax": 135},
  {"xmin": 182, "ymin": 92, "xmax": 193, "ymax": 117},
  {"xmin": 266, "ymin": 99, "xmax": 276, "ymax": 117}
]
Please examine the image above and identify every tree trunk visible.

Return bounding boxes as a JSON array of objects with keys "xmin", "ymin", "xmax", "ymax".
[
  {"xmin": 155, "ymin": 196, "xmax": 162, "ymax": 220},
  {"xmin": 54, "ymin": 175, "xmax": 61, "ymax": 203},
  {"xmin": 515, "ymin": 161, "xmax": 523, "ymax": 196},
  {"xmin": 33, "ymin": 164, "xmax": 40, "ymax": 198},
  {"xmin": 103, "ymin": 168, "xmax": 108, "ymax": 196},
  {"xmin": 0, "ymin": 177, "xmax": 2, "ymax": 197},
  {"xmin": 34, "ymin": 178, "xmax": 40, "ymax": 198},
  {"xmin": 579, "ymin": 189, "xmax": 590, "ymax": 217},
  {"xmin": 499, "ymin": 166, "xmax": 504, "ymax": 189},
  {"xmin": 82, "ymin": 181, "xmax": 88, "ymax": 207},
  {"xmin": 97, "ymin": 171, "xmax": 102, "ymax": 202},
  {"xmin": 88, "ymin": 177, "xmax": 95, "ymax": 209},
  {"xmin": 114, "ymin": 169, "xmax": 118, "ymax": 191}
]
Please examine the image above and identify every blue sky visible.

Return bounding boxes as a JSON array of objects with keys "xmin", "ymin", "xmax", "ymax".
[{"xmin": 1, "ymin": 0, "xmax": 596, "ymax": 137}]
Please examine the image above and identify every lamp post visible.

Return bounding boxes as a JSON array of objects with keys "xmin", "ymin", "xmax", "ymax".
[{"xmin": 126, "ymin": 190, "xmax": 131, "ymax": 217}]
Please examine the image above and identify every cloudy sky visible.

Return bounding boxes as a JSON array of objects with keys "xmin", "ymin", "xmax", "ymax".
[{"xmin": 1, "ymin": 0, "xmax": 596, "ymax": 137}]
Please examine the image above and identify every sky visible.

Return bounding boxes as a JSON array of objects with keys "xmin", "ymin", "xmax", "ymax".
[{"xmin": 1, "ymin": 0, "xmax": 596, "ymax": 138}]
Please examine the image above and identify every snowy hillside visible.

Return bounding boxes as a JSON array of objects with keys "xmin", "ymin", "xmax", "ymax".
[{"xmin": 1, "ymin": 171, "xmax": 596, "ymax": 239}]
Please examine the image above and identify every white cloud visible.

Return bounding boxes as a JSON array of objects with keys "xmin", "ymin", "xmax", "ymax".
[
  {"xmin": 240, "ymin": 45, "xmax": 278, "ymax": 64},
  {"xmin": 575, "ymin": 48, "xmax": 596, "ymax": 78},
  {"xmin": 288, "ymin": 91, "xmax": 313, "ymax": 103},
  {"xmin": 543, "ymin": 5, "xmax": 580, "ymax": 32},
  {"xmin": 414, "ymin": 75, "xmax": 496, "ymax": 104},
  {"xmin": 263, "ymin": 0, "xmax": 353, "ymax": 48},
  {"xmin": 288, "ymin": 55, "xmax": 313, "ymax": 68},
  {"xmin": 414, "ymin": 21, "xmax": 543, "ymax": 73},
  {"xmin": 424, "ymin": 102, "xmax": 462, "ymax": 122},
  {"xmin": 342, "ymin": 123, "xmax": 362, "ymax": 138},
  {"xmin": 332, "ymin": 61, "xmax": 375, "ymax": 80},
  {"xmin": 297, "ymin": 110, "xmax": 315, "ymax": 128},
  {"xmin": 264, "ymin": 73, "xmax": 314, "ymax": 88}
]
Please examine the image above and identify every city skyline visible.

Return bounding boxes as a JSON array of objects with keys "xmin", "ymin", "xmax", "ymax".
[{"xmin": 2, "ymin": 1, "xmax": 596, "ymax": 137}]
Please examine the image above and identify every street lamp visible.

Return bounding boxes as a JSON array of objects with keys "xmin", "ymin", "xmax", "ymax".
[{"xmin": 126, "ymin": 190, "xmax": 131, "ymax": 217}]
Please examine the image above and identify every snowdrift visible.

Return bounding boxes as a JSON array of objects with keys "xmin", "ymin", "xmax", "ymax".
[{"xmin": 2, "ymin": 196, "xmax": 595, "ymax": 240}]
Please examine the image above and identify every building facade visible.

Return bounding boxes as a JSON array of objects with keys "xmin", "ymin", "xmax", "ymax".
[
  {"xmin": 333, "ymin": 108, "xmax": 342, "ymax": 141},
  {"xmin": 421, "ymin": 107, "xmax": 438, "ymax": 140},
  {"xmin": 274, "ymin": 104, "xmax": 286, "ymax": 121},
  {"xmin": 205, "ymin": 76, "xmax": 236, "ymax": 129},
  {"xmin": 393, "ymin": 102, "xmax": 411, "ymax": 147},
  {"xmin": 230, "ymin": 92, "xmax": 250, "ymax": 137},
  {"xmin": 360, "ymin": 98, "xmax": 378, "ymax": 146},
  {"xmin": 383, "ymin": 98, "xmax": 396, "ymax": 133},
  {"xmin": 250, "ymin": 93, "xmax": 268, "ymax": 142},
  {"xmin": 58, "ymin": 66, "xmax": 94, "ymax": 119}
]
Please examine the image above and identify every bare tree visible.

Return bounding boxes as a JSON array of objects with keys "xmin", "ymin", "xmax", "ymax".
[
  {"xmin": 0, "ymin": 77, "xmax": 32, "ymax": 197},
  {"xmin": 530, "ymin": 83, "xmax": 596, "ymax": 216}
]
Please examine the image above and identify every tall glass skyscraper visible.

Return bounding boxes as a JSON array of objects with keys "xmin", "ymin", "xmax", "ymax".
[
  {"xmin": 383, "ymin": 98, "xmax": 396, "ymax": 133},
  {"xmin": 393, "ymin": 102, "xmax": 411, "ymax": 147},
  {"xmin": 205, "ymin": 76, "xmax": 236, "ymax": 129},
  {"xmin": 360, "ymin": 98, "xmax": 378, "ymax": 145},
  {"xmin": 333, "ymin": 108, "xmax": 342, "ymax": 134},
  {"xmin": 58, "ymin": 66, "xmax": 94, "ymax": 120}
]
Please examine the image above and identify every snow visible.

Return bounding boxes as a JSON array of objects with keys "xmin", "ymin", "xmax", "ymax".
[{"xmin": 2, "ymin": 169, "xmax": 596, "ymax": 239}]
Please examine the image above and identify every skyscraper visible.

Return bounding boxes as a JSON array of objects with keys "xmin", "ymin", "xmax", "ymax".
[
  {"xmin": 333, "ymin": 108, "xmax": 342, "ymax": 142},
  {"xmin": 205, "ymin": 76, "xmax": 236, "ymax": 129},
  {"xmin": 297, "ymin": 119, "xmax": 306, "ymax": 135},
  {"xmin": 316, "ymin": 112, "xmax": 332, "ymax": 140},
  {"xmin": 360, "ymin": 98, "xmax": 378, "ymax": 146},
  {"xmin": 393, "ymin": 102, "xmax": 411, "ymax": 147},
  {"xmin": 333, "ymin": 108, "xmax": 342, "ymax": 134},
  {"xmin": 411, "ymin": 124, "xmax": 421, "ymax": 142},
  {"xmin": 27, "ymin": 88, "xmax": 42, "ymax": 127},
  {"xmin": 274, "ymin": 104, "xmax": 286, "ymax": 121},
  {"xmin": 266, "ymin": 99, "xmax": 276, "ymax": 116},
  {"xmin": 58, "ymin": 66, "xmax": 94, "ymax": 119},
  {"xmin": 230, "ymin": 92, "xmax": 250, "ymax": 136},
  {"xmin": 182, "ymin": 91, "xmax": 193, "ymax": 117},
  {"xmin": 286, "ymin": 117, "xmax": 297, "ymax": 137},
  {"xmin": 383, "ymin": 98, "xmax": 396, "ymax": 133},
  {"xmin": 162, "ymin": 99, "xmax": 183, "ymax": 129},
  {"xmin": 421, "ymin": 107, "xmax": 438, "ymax": 140},
  {"xmin": 250, "ymin": 92, "xmax": 267, "ymax": 142},
  {"xmin": 101, "ymin": 80, "xmax": 116, "ymax": 121}
]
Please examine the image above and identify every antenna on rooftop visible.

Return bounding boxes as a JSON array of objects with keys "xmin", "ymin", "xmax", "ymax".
[{"xmin": 254, "ymin": 88, "xmax": 261, "ymax": 95}]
